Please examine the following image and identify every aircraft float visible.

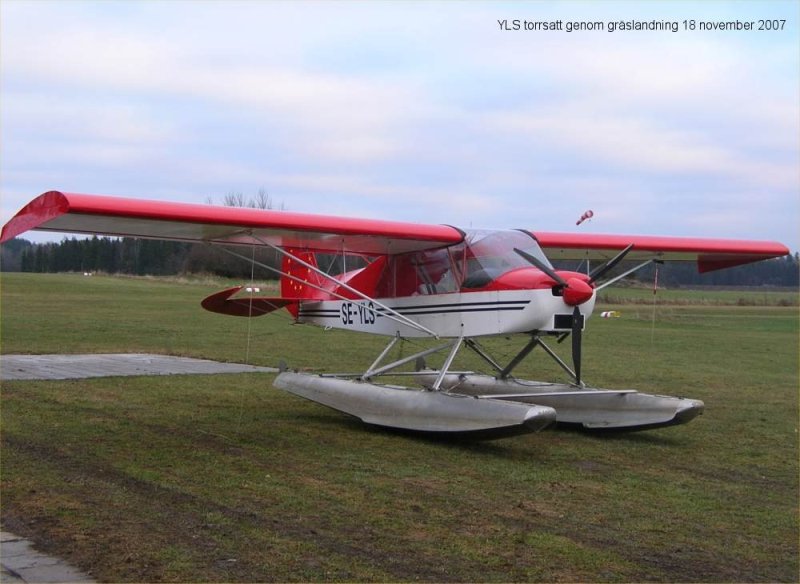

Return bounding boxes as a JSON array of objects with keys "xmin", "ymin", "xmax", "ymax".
[{"xmin": 1, "ymin": 191, "xmax": 789, "ymax": 438}]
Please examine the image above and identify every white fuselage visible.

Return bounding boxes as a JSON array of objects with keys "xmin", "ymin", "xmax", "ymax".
[{"xmin": 297, "ymin": 289, "xmax": 596, "ymax": 338}]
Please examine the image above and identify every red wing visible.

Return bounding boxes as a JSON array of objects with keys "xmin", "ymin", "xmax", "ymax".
[
  {"xmin": 0, "ymin": 191, "xmax": 464, "ymax": 255},
  {"xmin": 532, "ymin": 232, "xmax": 790, "ymax": 273},
  {"xmin": 2, "ymin": 192, "xmax": 789, "ymax": 272}
]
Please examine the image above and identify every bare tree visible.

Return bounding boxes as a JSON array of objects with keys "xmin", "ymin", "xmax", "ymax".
[
  {"xmin": 252, "ymin": 187, "xmax": 272, "ymax": 209},
  {"xmin": 216, "ymin": 188, "xmax": 284, "ymax": 210},
  {"xmin": 223, "ymin": 191, "xmax": 247, "ymax": 207},
  {"xmin": 200, "ymin": 187, "xmax": 285, "ymax": 277}
]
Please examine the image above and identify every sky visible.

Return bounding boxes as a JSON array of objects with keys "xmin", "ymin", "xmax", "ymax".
[{"xmin": 1, "ymin": 0, "xmax": 798, "ymax": 250}]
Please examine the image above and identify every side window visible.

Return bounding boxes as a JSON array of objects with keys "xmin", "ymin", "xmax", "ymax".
[
  {"xmin": 447, "ymin": 244, "xmax": 466, "ymax": 291},
  {"xmin": 376, "ymin": 245, "xmax": 465, "ymax": 297},
  {"xmin": 411, "ymin": 248, "xmax": 456, "ymax": 294}
]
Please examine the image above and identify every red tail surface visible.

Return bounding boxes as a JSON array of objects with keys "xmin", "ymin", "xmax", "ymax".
[
  {"xmin": 279, "ymin": 249, "xmax": 334, "ymax": 318},
  {"xmin": 201, "ymin": 287, "xmax": 296, "ymax": 317},
  {"xmin": 280, "ymin": 249, "xmax": 331, "ymax": 300}
]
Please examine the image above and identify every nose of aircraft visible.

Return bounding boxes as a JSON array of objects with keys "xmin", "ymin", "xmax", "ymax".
[
  {"xmin": 562, "ymin": 276, "xmax": 594, "ymax": 306},
  {"xmin": 509, "ymin": 248, "xmax": 596, "ymax": 307},
  {"xmin": 484, "ymin": 267, "xmax": 595, "ymax": 306}
]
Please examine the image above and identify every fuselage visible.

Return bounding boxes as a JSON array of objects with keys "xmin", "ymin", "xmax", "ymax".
[
  {"xmin": 293, "ymin": 229, "xmax": 597, "ymax": 338},
  {"xmin": 297, "ymin": 289, "xmax": 596, "ymax": 338}
]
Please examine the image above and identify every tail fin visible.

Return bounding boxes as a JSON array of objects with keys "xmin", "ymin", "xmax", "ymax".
[{"xmin": 280, "ymin": 249, "xmax": 331, "ymax": 301}]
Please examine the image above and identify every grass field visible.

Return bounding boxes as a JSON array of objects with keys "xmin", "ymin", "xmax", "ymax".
[
  {"xmin": 597, "ymin": 285, "xmax": 798, "ymax": 306},
  {"xmin": 1, "ymin": 272, "xmax": 798, "ymax": 582}
]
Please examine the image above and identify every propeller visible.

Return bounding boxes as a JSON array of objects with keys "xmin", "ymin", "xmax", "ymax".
[
  {"xmin": 514, "ymin": 244, "xmax": 634, "ymax": 387},
  {"xmin": 514, "ymin": 247, "xmax": 583, "ymax": 384},
  {"xmin": 513, "ymin": 248, "xmax": 567, "ymax": 287},
  {"xmin": 588, "ymin": 243, "xmax": 635, "ymax": 284},
  {"xmin": 572, "ymin": 305, "xmax": 582, "ymax": 386},
  {"xmin": 514, "ymin": 248, "xmax": 592, "ymax": 306}
]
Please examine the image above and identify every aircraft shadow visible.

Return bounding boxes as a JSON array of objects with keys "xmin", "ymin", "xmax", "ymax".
[{"xmin": 292, "ymin": 412, "xmax": 683, "ymax": 456}]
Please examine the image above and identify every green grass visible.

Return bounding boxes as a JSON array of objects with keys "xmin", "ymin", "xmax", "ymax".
[
  {"xmin": 597, "ymin": 284, "xmax": 798, "ymax": 306},
  {"xmin": 1, "ymin": 273, "xmax": 798, "ymax": 582}
]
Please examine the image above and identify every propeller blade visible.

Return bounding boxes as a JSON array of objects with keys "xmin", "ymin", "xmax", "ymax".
[
  {"xmin": 513, "ymin": 248, "xmax": 568, "ymax": 287},
  {"xmin": 588, "ymin": 243, "xmax": 635, "ymax": 284},
  {"xmin": 572, "ymin": 305, "xmax": 582, "ymax": 385}
]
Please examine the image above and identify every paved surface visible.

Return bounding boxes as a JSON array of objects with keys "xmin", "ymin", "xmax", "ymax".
[
  {"xmin": 1, "ymin": 354, "xmax": 277, "ymax": 581},
  {"xmin": 1, "ymin": 532, "xmax": 94, "ymax": 583},
  {"xmin": 0, "ymin": 353, "xmax": 277, "ymax": 381}
]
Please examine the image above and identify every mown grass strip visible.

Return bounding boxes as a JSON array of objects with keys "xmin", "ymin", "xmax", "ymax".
[{"xmin": 1, "ymin": 273, "xmax": 798, "ymax": 582}]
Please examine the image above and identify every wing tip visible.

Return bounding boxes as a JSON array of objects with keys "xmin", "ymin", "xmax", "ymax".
[{"xmin": 1, "ymin": 190, "xmax": 69, "ymax": 243}]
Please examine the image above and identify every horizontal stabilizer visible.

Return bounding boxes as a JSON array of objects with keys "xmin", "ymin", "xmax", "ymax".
[{"xmin": 201, "ymin": 286, "xmax": 296, "ymax": 317}]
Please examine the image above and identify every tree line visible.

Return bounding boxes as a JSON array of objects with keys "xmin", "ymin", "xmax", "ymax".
[
  {"xmin": 1, "ymin": 235, "xmax": 797, "ymax": 287},
  {"xmin": 0, "ymin": 190, "xmax": 287, "ymax": 279},
  {"xmin": 0, "ymin": 236, "xmax": 282, "ymax": 279},
  {"xmin": 631, "ymin": 255, "xmax": 799, "ymax": 287}
]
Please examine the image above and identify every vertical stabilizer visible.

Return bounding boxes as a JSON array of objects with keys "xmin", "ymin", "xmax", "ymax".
[{"xmin": 280, "ymin": 249, "xmax": 331, "ymax": 302}]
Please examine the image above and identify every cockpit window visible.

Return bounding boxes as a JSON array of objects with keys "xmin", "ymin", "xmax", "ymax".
[
  {"xmin": 377, "ymin": 245, "xmax": 465, "ymax": 296},
  {"xmin": 462, "ymin": 230, "xmax": 551, "ymax": 289},
  {"xmin": 376, "ymin": 229, "xmax": 552, "ymax": 296}
]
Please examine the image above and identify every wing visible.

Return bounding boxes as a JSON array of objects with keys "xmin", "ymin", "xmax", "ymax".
[
  {"xmin": 0, "ymin": 191, "xmax": 464, "ymax": 255},
  {"xmin": 2, "ymin": 191, "xmax": 789, "ymax": 271},
  {"xmin": 531, "ymin": 232, "xmax": 790, "ymax": 273}
]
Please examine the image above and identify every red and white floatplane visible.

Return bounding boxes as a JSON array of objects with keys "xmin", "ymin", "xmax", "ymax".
[{"xmin": 2, "ymin": 191, "xmax": 789, "ymax": 438}]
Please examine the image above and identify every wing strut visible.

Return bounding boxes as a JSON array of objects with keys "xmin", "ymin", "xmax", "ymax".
[
  {"xmin": 219, "ymin": 246, "xmax": 435, "ymax": 337},
  {"xmin": 220, "ymin": 239, "xmax": 438, "ymax": 338},
  {"xmin": 251, "ymin": 234, "xmax": 438, "ymax": 337},
  {"xmin": 594, "ymin": 259, "xmax": 658, "ymax": 291}
]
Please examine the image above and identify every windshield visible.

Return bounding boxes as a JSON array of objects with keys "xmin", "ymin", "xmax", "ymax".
[
  {"xmin": 462, "ymin": 230, "xmax": 551, "ymax": 289},
  {"xmin": 464, "ymin": 229, "xmax": 551, "ymax": 271}
]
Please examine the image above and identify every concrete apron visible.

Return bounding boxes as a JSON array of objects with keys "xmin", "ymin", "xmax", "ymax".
[
  {"xmin": 1, "ymin": 532, "xmax": 94, "ymax": 584},
  {"xmin": 0, "ymin": 353, "xmax": 277, "ymax": 381}
]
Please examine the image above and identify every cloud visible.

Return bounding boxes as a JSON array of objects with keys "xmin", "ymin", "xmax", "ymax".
[
  {"xmin": 487, "ymin": 104, "xmax": 796, "ymax": 190},
  {"xmin": 4, "ymin": 92, "xmax": 176, "ymax": 146},
  {"xmin": 2, "ymin": 7, "xmax": 434, "ymax": 165},
  {"xmin": 1, "ymin": 1, "xmax": 797, "ymax": 250}
]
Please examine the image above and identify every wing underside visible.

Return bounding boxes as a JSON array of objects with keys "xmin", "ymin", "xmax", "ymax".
[
  {"xmin": 531, "ymin": 231, "xmax": 789, "ymax": 272},
  {"xmin": 0, "ymin": 191, "xmax": 464, "ymax": 255}
]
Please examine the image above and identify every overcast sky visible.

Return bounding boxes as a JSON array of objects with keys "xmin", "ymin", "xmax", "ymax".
[{"xmin": 2, "ymin": 0, "xmax": 798, "ymax": 250}]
